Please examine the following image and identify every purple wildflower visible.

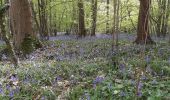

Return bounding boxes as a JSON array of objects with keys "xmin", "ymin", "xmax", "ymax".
[
  {"xmin": 55, "ymin": 76, "xmax": 61, "ymax": 81},
  {"xmin": 138, "ymin": 82, "xmax": 143, "ymax": 90},
  {"xmin": 14, "ymin": 87, "xmax": 20, "ymax": 94},
  {"xmin": 93, "ymin": 76, "xmax": 104, "ymax": 88},
  {"xmin": 9, "ymin": 90, "xmax": 14, "ymax": 98},
  {"xmin": 137, "ymin": 91, "xmax": 142, "ymax": 97},
  {"xmin": 6, "ymin": 84, "xmax": 10, "ymax": 91},
  {"xmin": 41, "ymin": 96, "xmax": 45, "ymax": 100},
  {"xmin": 119, "ymin": 63, "xmax": 126, "ymax": 73},
  {"xmin": 93, "ymin": 76, "xmax": 104, "ymax": 84},
  {"xmin": 84, "ymin": 92, "xmax": 90, "ymax": 100},
  {"xmin": 10, "ymin": 74, "xmax": 18, "ymax": 82},
  {"xmin": 120, "ymin": 91, "xmax": 126, "ymax": 97},
  {"xmin": 145, "ymin": 55, "xmax": 151, "ymax": 63},
  {"xmin": 0, "ymin": 86, "xmax": 4, "ymax": 95},
  {"xmin": 141, "ymin": 75, "xmax": 147, "ymax": 80},
  {"xmin": 137, "ymin": 81, "xmax": 143, "ymax": 97}
]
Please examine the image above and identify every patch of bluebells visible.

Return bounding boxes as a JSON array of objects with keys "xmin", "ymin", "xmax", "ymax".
[
  {"xmin": 93, "ymin": 76, "xmax": 104, "ymax": 88},
  {"xmin": 119, "ymin": 63, "xmax": 126, "ymax": 73},
  {"xmin": 141, "ymin": 75, "xmax": 147, "ymax": 80},
  {"xmin": 84, "ymin": 92, "xmax": 90, "ymax": 100},
  {"xmin": 120, "ymin": 91, "xmax": 126, "ymax": 97},
  {"xmin": 145, "ymin": 55, "xmax": 151, "ymax": 64},
  {"xmin": 52, "ymin": 76, "xmax": 62, "ymax": 86},
  {"xmin": 9, "ymin": 90, "xmax": 15, "ymax": 98},
  {"xmin": 41, "ymin": 96, "xmax": 46, "ymax": 100},
  {"xmin": 137, "ymin": 81, "xmax": 143, "ymax": 97},
  {"xmin": 0, "ymin": 85, "xmax": 4, "ymax": 95}
]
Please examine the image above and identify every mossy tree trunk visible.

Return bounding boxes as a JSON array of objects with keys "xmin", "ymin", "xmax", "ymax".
[
  {"xmin": 9, "ymin": 0, "xmax": 35, "ymax": 49},
  {"xmin": 0, "ymin": 4, "xmax": 18, "ymax": 67}
]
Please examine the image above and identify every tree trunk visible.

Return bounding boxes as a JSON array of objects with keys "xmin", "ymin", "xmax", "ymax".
[
  {"xmin": 78, "ymin": 0, "xmax": 86, "ymax": 37},
  {"xmin": 38, "ymin": 0, "xmax": 49, "ymax": 40},
  {"xmin": 156, "ymin": 0, "xmax": 170, "ymax": 37},
  {"xmin": 134, "ymin": 0, "xmax": 154, "ymax": 44},
  {"xmin": 91, "ymin": 0, "xmax": 97, "ymax": 36},
  {"xmin": 106, "ymin": 0, "xmax": 110, "ymax": 34},
  {"xmin": 0, "ymin": 4, "xmax": 18, "ymax": 67},
  {"xmin": 9, "ymin": 0, "xmax": 34, "ymax": 49}
]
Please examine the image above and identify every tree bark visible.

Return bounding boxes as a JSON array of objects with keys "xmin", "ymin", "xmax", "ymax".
[
  {"xmin": 9, "ymin": 0, "xmax": 34, "ymax": 49},
  {"xmin": 134, "ymin": 0, "xmax": 154, "ymax": 44},
  {"xmin": 91, "ymin": 0, "xmax": 97, "ymax": 36},
  {"xmin": 78, "ymin": 0, "xmax": 86, "ymax": 37},
  {"xmin": 106, "ymin": 0, "xmax": 110, "ymax": 34},
  {"xmin": 0, "ymin": 4, "xmax": 18, "ymax": 67}
]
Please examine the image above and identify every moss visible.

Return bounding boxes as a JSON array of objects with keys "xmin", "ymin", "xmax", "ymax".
[{"xmin": 21, "ymin": 35, "xmax": 42, "ymax": 55}]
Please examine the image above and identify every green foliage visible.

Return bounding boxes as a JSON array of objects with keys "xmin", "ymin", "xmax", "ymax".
[
  {"xmin": 0, "ymin": 37, "xmax": 169, "ymax": 99},
  {"xmin": 21, "ymin": 36, "xmax": 42, "ymax": 55}
]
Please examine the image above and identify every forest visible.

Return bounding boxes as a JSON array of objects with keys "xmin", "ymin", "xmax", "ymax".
[{"xmin": 0, "ymin": 0, "xmax": 170, "ymax": 99}]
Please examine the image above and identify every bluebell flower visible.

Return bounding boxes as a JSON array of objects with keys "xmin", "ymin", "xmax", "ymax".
[
  {"xmin": 145, "ymin": 55, "xmax": 151, "ymax": 63},
  {"xmin": 137, "ymin": 81, "xmax": 143, "ymax": 97},
  {"xmin": 93, "ymin": 76, "xmax": 104, "ymax": 88},
  {"xmin": 10, "ymin": 74, "xmax": 18, "ymax": 82},
  {"xmin": 41, "ymin": 96, "xmax": 45, "ymax": 100},
  {"xmin": 84, "ymin": 92, "xmax": 90, "ymax": 100},
  {"xmin": 6, "ymin": 84, "xmax": 10, "ymax": 91},
  {"xmin": 0, "ymin": 86, "xmax": 4, "ymax": 95},
  {"xmin": 14, "ymin": 87, "xmax": 20, "ymax": 94},
  {"xmin": 93, "ymin": 76, "xmax": 104, "ymax": 84},
  {"xmin": 119, "ymin": 63, "xmax": 126, "ymax": 73},
  {"xmin": 120, "ymin": 91, "xmax": 126, "ymax": 97},
  {"xmin": 9, "ymin": 90, "xmax": 14, "ymax": 98},
  {"xmin": 141, "ymin": 75, "xmax": 147, "ymax": 80},
  {"xmin": 138, "ymin": 82, "xmax": 143, "ymax": 90},
  {"xmin": 137, "ymin": 91, "xmax": 142, "ymax": 97}
]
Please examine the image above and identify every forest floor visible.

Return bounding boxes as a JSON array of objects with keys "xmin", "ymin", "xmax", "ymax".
[{"xmin": 0, "ymin": 33, "xmax": 169, "ymax": 100}]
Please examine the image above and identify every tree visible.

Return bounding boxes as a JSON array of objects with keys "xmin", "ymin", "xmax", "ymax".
[
  {"xmin": 134, "ymin": 0, "xmax": 154, "ymax": 44},
  {"xmin": 156, "ymin": 0, "xmax": 170, "ymax": 37},
  {"xmin": 91, "ymin": 0, "xmax": 98, "ymax": 36},
  {"xmin": 38, "ymin": 0, "xmax": 49, "ymax": 40},
  {"xmin": 78, "ymin": 0, "xmax": 86, "ymax": 37},
  {"xmin": 9, "ymin": 0, "xmax": 42, "ymax": 54},
  {"xmin": 9, "ymin": 0, "xmax": 34, "ymax": 49},
  {"xmin": 106, "ymin": 0, "xmax": 110, "ymax": 34},
  {"xmin": 0, "ymin": 4, "xmax": 18, "ymax": 67}
]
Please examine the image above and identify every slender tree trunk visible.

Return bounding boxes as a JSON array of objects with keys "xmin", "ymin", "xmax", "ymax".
[
  {"xmin": 134, "ymin": 0, "xmax": 154, "ymax": 44},
  {"xmin": 78, "ymin": 0, "xmax": 86, "ymax": 37},
  {"xmin": 91, "ymin": 0, "xmax": 97, "ymax": 36},
  {"xmin": 156, "ymin": 0, "xmax": 170, "ymax": 37},
  {"xmin": 38, "ymin": 0, "xmax": 49, "ymax": 40},
  {"xmin": 71, "ymin": 1, "xmax": 78, "ymax": 35},
  {"xmin": 30, "ymin": 1, "xmax": 40, "ymax": 34},
  {"xmin": 106, "ymin": 0, "xmax": 110, "ymax": 34}
]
